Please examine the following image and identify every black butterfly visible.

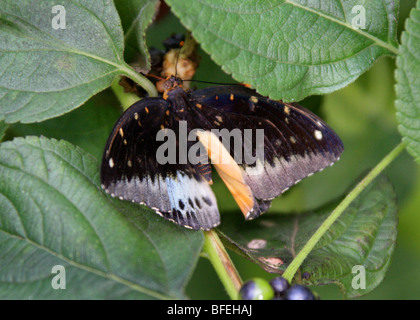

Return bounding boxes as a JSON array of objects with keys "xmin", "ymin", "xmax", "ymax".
[{"xmin": 101, "ymin": 76, "xmax": 344, "ymax": 230}]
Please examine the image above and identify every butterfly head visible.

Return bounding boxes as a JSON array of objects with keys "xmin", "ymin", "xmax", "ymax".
[
  {"xmin": 163, "ymin": 75, "xmax": 183, "ymax": 90},
  {"xmin": 162, "ymin": 76, "xmax": 184, "ymax": 100}
]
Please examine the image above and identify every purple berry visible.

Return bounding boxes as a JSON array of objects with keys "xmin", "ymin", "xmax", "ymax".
[
  {"xmin": 238, "ymin": 278, "xmax": 274, "ymax": 300},
  {"xmin": 284, "ymin": 285, "xmax": 315, "ymax": 300},
  {"xmin": 269, "ymin": 276, "xmax": 290, "ymax": 296}
]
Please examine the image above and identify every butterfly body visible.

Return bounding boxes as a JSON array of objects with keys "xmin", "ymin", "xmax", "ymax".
[{"xmin": 101, "ymin": 77, "xmax": 344, "ymax": 230}]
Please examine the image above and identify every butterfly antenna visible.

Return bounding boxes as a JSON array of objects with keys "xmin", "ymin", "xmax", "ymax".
[
  {"xmin": 174, "ymin": 47, "xmax": 181, "ymax": 78},
  {"xmin": 145, "ymin": 74, "xmax": 166, "ymax": 81},
  {"xmin": 184, "ymin": 79, "xmax": 251, "ymax": 87}
]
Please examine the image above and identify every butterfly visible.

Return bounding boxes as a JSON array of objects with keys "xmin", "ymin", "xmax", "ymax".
[{"xmin": 101, "ymin": 76, "xmax": 344, "ymax": 230}]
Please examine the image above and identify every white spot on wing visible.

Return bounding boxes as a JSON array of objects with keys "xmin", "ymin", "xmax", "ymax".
[
  {"xmin": 314, "ymin": 130, "xmax": 323, "ymax": 140},
  {"xmin": 244, "ymin": 159, "xmax": 265, "ymax": 176},
  {"xmin": 250, "ymin": 96, "xmax": 258, "ymax": 103}
]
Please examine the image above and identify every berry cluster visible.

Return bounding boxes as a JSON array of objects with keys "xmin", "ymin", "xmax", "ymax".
[{"xmin": 238, "ymin": 276, "xmax": 317, "ymax": 300}]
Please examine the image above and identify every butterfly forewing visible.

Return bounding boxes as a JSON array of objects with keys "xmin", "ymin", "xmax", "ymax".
[{"xmin": 190, "ymin": 86, "xmax": 344, "ymax": 219}]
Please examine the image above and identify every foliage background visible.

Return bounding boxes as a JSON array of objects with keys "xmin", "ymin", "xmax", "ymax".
[{"xmin": 142, "ymin": 1, "xmax": 419, "ymax": 299}]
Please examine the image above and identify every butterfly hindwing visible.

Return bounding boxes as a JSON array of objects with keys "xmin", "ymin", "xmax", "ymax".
[
  {"xmin": 101, "ymin": 98, "xmax": 220, "ymax": 230},
  {"xmin": 190, "ymin": 86, "xmax": 344, "ymax": 219}
]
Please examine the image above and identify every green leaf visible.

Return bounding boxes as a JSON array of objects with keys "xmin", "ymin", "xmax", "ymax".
[
  {"xmin": 0, "ymin": 0, "xmax": 143, "ymax": 123},
  {"xmin": 115, "ymin": 0, "xmax": 159, "ymax": 70},
  {"xmin": 8, "ymin": 90, "xmax": 121, "ymax": 161},
  {"xmin": 217, "ymin": 175, "xmax": 397, "ymax": 298},
  {"xmin": 0, "ymin": 136, "xmax": 203, "ymax": 299},
  {"xmin": 166, "ymin": 0, "xmax": 399, "ymax": 101},
  {"xmin": 395, "ymin": 0, "xmax": 420, "ymax": 164}
]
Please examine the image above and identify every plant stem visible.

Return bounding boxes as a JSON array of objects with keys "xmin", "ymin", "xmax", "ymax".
[
  {"xmin": 119, "ymin": 64, "xmax": 158, "ymax": 98},
  {"xmin": 282, "ymin": 141, "xmax": 406, "ymax": 282},
  {"xmin": 203, "ymin": 230, "xmax": 243, "ymax": 300},
  {"xmin": 111, "ymin": 77, "xmax": 141, "ymax": 111}
]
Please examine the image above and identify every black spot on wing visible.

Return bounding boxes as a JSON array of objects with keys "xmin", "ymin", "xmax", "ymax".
[
  {"xmin": 203, "ymin": 196, "xmax": 213, "ymax": 206},
  {"xmin": 195, "ymin": 197, "xmax": 202, "ymax": 209},
  {"xmin": 178, "ymin": 199, "xmax": 185, "ymax": 210}
]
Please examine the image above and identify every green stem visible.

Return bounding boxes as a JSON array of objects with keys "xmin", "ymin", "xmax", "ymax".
[
  {"xmin": 111, "ymin": 77, "xmax": 141, "ymax": 110},
  {"xmin": 203, "ymin": 230, "xmax": 243, "ymax": 300},
  {"xmin": 282, "ymin": 141, "xmax": 406, "ymax": 282},
  {"xmin": 119, "ymin": 64, "xmax": 158, "ymax": 98}
]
